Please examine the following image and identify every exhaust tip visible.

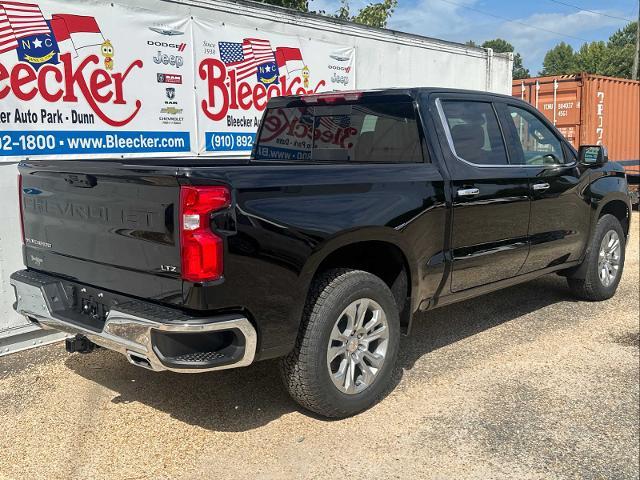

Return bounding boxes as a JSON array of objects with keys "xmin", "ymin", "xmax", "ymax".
[{"xmin": 126, "ymin": 352, "xmax": 154, "ymax": 370}]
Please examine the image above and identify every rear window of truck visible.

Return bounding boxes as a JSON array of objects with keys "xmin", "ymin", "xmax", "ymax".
[{"xmin": 254, "ymin": 101, "xmax": 423, "ymax": 163}]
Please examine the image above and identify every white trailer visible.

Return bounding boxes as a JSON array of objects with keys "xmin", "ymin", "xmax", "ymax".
[{"xmin": 0, "ymin": 0, "xmax": 512, "ymax": 354}]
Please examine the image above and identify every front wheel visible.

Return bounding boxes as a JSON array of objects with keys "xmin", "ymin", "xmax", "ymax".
[
  {"xmin": 280, "ymin": 269, "xmax": 400, "ymax": 418},
  {"xmin": 567, "ymin": 214, "xmax": 626, "ymax": 301}
]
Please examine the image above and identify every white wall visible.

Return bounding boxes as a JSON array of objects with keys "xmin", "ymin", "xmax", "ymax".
[
  {"xmin": 0, "ymin": 0, "xmax": 512, "ymax": 336},
  {"xmin": 0, "ymin": 164, "xmax": 25, "ymax": 332},
  {"xmin": 153, "ymin": 0, "xmax": 513, "ymax": 94}
]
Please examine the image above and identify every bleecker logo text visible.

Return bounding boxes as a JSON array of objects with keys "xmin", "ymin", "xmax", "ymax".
[
  {"xmin": 0, "ymin": 53, "xmax": 143, "ymax": 127},
  {"xmin": 199, "ymin": 58, "xmax": 326, "ymax": 121}
]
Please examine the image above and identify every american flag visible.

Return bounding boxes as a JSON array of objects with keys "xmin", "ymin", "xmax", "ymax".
[
  {"xmin": 0, "ymin": 1, "xmax": 50, "ymax": 54},
  {"xmin": 319, "ymin": 115, "xmax": 352, "ymax": 132},
  {"xmin": 218, "ymin": 38, "xmax": 275, "ymax": 81}
]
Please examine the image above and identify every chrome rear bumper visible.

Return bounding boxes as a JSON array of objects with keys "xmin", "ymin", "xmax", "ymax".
[{"xmin": 10, "ymin": 270, "xmax": 257, "ymax": 373}]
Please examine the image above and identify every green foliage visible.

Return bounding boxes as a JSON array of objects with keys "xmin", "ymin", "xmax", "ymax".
[
  {"xmin": 511, "ymin": 53, "xmax": 531, "ymax": 80},
  {"xmin": 608, "ymin": 21, "xmax": 637, "ymax": 49},
  {"xmin": 539, "ymin": 22, "xmax": 638, "ymax": 79},
  {"xmin": 540, "ymin": 42, "xmax": 577, "ymax": 76},
  {"xmin": 601, "ymin": 21, "xmax": 637, "ymax": 79},
  {"xmin": 258, "ymin": 0, "xmax": 397, "ymax": 28},
  {"xmin": 259, "ymin": 0, "xmax": 310, "ymax": 12},
  {"xmin": 466, "ymin": 38, "xmax": 530, "ymax": 79},
  {"xmin": 332, "ymin": 0, "xmax": 397, "ymax": 28},
  {"xmin": 481, "ymin": 38, "xmax": 530, "ymax": 79},
  {"xmin": 352, "ymin": 0, "xmax": 397, "ymax": 28},
  {"xmin": 481, "ymin": 38, "xmax": 513, "ymax": 53},
  {"xmin": 575, "ymin": 41, "xmax": 608, "ymax": 74}
]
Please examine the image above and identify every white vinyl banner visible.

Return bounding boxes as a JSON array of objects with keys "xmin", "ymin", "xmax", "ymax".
[
  {"xmin": 0, "ymin": 1, "xmax": 197, "ymax": 159},
  {"xmin": 193, "ymin": 19, "xmax": 356, "ymax": 155},
  {"xmin": 0, "ymin": 1, "xmax": 355, "ymax": 160}
]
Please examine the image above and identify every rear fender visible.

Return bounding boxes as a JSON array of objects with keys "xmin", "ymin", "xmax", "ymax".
[{"xmin": 295, "ymin": 227, "xmax": 418, "ymax": 326}]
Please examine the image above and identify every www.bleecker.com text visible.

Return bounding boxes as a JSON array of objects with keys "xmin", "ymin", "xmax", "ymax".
[{"xmin": 0, "ymin": 108, "xmax": 95, "ymax": 125}]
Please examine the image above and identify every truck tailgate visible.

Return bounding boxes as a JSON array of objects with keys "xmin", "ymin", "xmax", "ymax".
[{"xmin": 19, "ymin": 160, "xmax": 183, "ymax": 304}]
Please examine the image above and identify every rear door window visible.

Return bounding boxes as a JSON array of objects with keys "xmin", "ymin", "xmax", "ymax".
[
  {"xmin": 441, "ymin": 100, "xmax": 509, "ymax": 166},
  {"xmin": 254, "ymin": 101, "xmax": 423, "ymax": 163}
]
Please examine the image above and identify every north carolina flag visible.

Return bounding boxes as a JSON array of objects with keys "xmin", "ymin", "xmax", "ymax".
[
  {"xmin": 50, "ymin": 13, "xmax": 103, "ymax": 54},
  {"xmin": 275, "ymin": 47, "xmax": 305, "ymax": 75}
]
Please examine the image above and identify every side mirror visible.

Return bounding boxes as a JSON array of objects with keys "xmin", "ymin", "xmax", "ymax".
[{"xmin": 578, "ymin": 145, "xmax": 608, "ymax": 166}]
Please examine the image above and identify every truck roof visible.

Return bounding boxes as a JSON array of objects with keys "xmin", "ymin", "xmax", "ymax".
[{"xmin": 267, "ymin": 87, "xmax": 520, "ymax": 107}]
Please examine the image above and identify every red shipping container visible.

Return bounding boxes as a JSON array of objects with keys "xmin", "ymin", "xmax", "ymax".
[{"xmin": 513, "ymin": 74, "xmax": 640, "ymax": 178}]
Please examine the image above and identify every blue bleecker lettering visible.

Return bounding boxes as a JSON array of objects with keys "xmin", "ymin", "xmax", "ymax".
[{"xmin": 0, "ymin": 131, "xmax": 190, "ymax": 156}]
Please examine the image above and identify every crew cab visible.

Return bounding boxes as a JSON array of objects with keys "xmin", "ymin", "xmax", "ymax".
[{"xmin": 11, "ymin": 88, "xmax": 631, "ymax": 418}]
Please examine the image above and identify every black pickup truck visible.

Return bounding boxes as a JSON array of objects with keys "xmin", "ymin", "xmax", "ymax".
[{"xmin": 12, "ymin": 88, "xmax": 631, "ymax": 418}]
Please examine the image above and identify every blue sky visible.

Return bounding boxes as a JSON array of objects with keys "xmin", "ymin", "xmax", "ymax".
[{"xmin": 310, "ymin": 0, "xmax": 639, "ymax": 74}]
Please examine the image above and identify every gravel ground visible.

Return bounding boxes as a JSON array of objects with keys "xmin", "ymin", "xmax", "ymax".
[{"xmin": 1, "ymin": 214, "xmax": 638, "ymax": 480}]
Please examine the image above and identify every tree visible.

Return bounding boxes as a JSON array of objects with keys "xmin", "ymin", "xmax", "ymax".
[
  {"xmin": 541, "ymin": 21, "xmax": 639, "ymax": 79},
  {"xmin": 259, "ymin": 0, "xmax": 397, "ymax": 28},
  {"xmin": 333, "ymin": 0, "xmax": 397, "ymax": 28},
  {"xmin": 575, "ymin": 41, "xmax": 608, "ymax": 74},
  {"xmin": 479, "ymin": 38, "xmax": 530, "ymax": 79},
  {"xmin": 260, "ymin": 0, "xmax": 309, "ymax": 12},
  {"xmin": 481, "ymin": 38, "xmax": 513, "ymax": 53},
  {"xmin": 602, "ymin": 21, "xmax": 638, "ymax": 79},
  {"xmin": 540, "ymin": 42, "xmax": 577, "ymax": 76}
]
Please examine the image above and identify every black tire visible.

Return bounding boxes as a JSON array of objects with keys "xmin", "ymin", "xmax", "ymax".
[
  {"xmin": 567, "ymin": 214, "xmax": 626, "ymax": 301},
  {"xmin": 280, "ymin": 268, "xmax": 400, "ymax": 418}
]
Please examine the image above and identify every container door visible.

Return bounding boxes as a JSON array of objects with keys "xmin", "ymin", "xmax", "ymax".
[{"xmin": 436, "ymin": 96, "xmax": 530, "ymax": 292}]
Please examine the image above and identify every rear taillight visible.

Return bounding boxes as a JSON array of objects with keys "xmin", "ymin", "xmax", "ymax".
[
  {"xmin": 18, "ymin": 174, "xmax": 25, "ymax": 245},
  {"xmin": 179, "ymin": 185, "xmax": 230, "ymax": 283}
]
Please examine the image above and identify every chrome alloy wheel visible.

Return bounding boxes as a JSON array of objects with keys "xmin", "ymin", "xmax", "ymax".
[
  {"xmin": 598, "ymin": 230, "xmax": 621, "ymax": 287},
  {"xmin": 326, "ymin": 298, "xmax": 389, "ymax": 395}
]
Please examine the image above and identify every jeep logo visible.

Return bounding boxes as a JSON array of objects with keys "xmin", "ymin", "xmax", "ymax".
[{"xmin": 153, "ymin": 51, "xmax": 184, "ymax": 68}]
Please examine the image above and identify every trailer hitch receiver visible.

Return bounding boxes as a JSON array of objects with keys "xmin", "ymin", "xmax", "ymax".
[{"xmin": 65, "ymin": 335, "xmax": 97, "ymax": 354}]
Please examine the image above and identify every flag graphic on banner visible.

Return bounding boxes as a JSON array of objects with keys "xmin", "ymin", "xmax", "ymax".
[
  {"xmin": 50, "ymin": 14, "xmax": 104, "ymax": 55},
  {"xmin": 0, "ymin": 2, "xmax": 104, "ymax": 68},
  {"xmin": 219, "ymin": 38, "xmax": 281, "ymax": 85},
  {"xmin": 0, "ymin": 7, "xmax": 19, "ymax": 54},
  {"xmin": 0, "ymin": 1, "xmax": 59, "ymax": 68},
  {"xmin": 0, "ymin": 1, "xmax": 50, "ymax": 54},
  {"xmin": 275, "ymin": 47, "xmax": 305, "ymax": 75}
]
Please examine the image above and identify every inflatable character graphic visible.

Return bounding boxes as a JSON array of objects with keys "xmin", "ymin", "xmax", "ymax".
[
  {"xmin": 101, "ymin": 40, "xmax": 114, "ymax": 71},
  {"xmin": 302, "ymin": 66, "xmax": 310, "ymax": 89}
]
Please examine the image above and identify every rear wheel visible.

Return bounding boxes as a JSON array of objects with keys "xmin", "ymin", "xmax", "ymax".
[
  {"xmin": 280, "ymin": 269, "xmax": 400, "ymax": 418},
  {"xmin": 567, "ymin": 214, "xmax": 626, "ymax": 301}
]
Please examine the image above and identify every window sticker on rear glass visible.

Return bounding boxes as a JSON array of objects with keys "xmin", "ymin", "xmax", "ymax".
[
  {"xmin": 255, "ymin": 102, "xmax": 422, "ymax": 163},
  {"xmin": 255, "ymin": 107, "xmax": 314, "ymax": 161}
]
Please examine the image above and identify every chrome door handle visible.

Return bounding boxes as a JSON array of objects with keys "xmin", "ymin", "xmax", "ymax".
[
  {"xmin": 533, "ymin": 182, "xmax": 550, "ymax": 191},
  {"xmin": 457, "ymin": 188, "xmax": 480, "ymax": 197}
]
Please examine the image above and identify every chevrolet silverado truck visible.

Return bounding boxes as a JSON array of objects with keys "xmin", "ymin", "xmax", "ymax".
[{"xmin": 11, "ymin": 88, "xmax": 631, "ymax": 418}]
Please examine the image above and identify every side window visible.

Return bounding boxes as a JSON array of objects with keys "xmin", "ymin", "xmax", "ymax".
[
  {"xmin": 507, "ymin": 106, "xmax": 566, "ymax": 165},
  {"xmin": 441, "ymin": 100, "xmax": 508, "ymax": 166}
]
